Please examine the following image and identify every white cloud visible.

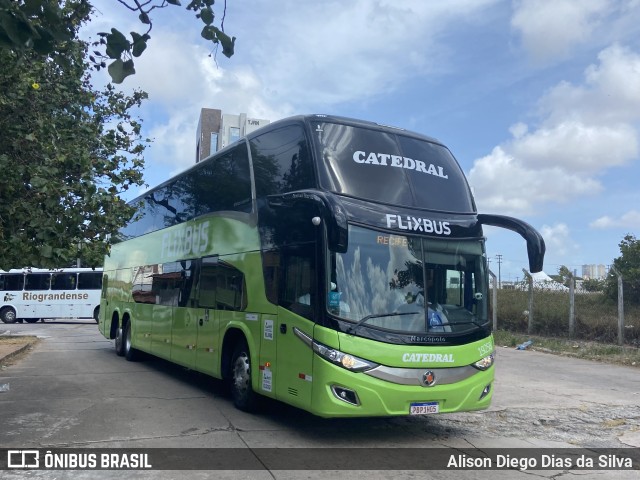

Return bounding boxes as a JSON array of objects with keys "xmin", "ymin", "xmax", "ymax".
[
  {"xmin": 237, "ymin": 0, "xmax": 500, "ymax": 108},
  {"xmin": 540, "ymin": 223, "xmax": 577, "ymax": 257},
  {"xmin": 511, "ymin": 0, "xmax": 612, "ymax": 64},
  {"xmin": 469, "ymin": 146, "xmax": 601, "ymax": 215},
  {"xmin": 85, "ymin": 0, "xmax": 505, "ymax": 174},
  {"xmin": 590, "ymin": 210, "xmax": 640, "ymax": 229},
  {"xmin": 539, "ymin": 44, "xmax": 640, "ymax": 125},
  {"xmin": 508, "ymin": 121, "xmax": 638, "ymax": 173},
  {"xmin": 469, "ymin": 43, "xmax": 640, "ymax": 215}
]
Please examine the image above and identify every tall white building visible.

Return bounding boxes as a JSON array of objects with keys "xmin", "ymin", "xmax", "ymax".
[
  {"xmin": 581, "ymin": 264, "xmax": 607, "ymax": 279},
  {"xmin": 195, "ymin": 108, "xmax": 270, "ymax": 163}
]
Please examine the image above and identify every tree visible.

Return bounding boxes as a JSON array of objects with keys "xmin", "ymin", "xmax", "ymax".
[
  {"xmin": 0, "ymin": 0, "xmax": 235, "ymax": 83},
  {"xmin": 605, "ymin": 234, "xmax": 640, "ymax": 305},
  {"xmin": 0, "ymin": 37, "xmax": 148, "ymax": 268},
  {"xmin": 582, "ymin": 278, "xmax": 605, "ymax": 292},
  {"xmin": 552, "ymin": 265, "xmax": 574, "ymax": 288}
]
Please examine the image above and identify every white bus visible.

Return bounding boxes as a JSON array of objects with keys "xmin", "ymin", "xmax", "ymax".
[{"xmin": 0, "ymin": 268, "xmax": 103, "ymax": 323}]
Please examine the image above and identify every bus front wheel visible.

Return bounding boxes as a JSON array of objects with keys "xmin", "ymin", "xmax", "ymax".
[
  {"xmin": 230, "ymin": 341, "xmax": 260, "ymax": 412},
  {"xmin": 0, "ymin": 307, "xmax": 17, "ymax": 324}
]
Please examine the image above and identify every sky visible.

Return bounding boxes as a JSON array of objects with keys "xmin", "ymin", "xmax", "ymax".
[{"xmin": 84, "ymin": 0, "xmax": 640, "ymax": 283}]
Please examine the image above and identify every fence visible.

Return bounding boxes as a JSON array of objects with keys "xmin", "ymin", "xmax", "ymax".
[{"xmin": 489, "ymin": 270, "xmax": 638, "ymax": 347}]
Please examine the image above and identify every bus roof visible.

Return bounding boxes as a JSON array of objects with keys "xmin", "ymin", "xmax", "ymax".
[
  {"xmin": 129, "ymin": 114, "xmax": 447, "ymax": 206},
  {"xmin": 5, "ymin": 267, "xmax": 103, "ymax": 273},
  {"xmin": 246, "ymin": 114, "xmax": 445, "ymax": 145}
]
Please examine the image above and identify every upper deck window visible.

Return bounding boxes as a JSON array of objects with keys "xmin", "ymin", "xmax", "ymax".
[
  {"xmin": 250, "ymin": 125, "xmax": 315, "ymax": 197},
  {"xmin": 311, "ymin": 122, "xmax": 474, "ymax": 213}
]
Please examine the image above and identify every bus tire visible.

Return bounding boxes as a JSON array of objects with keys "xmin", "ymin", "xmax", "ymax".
[
  {"xmin": 124, "ymin": 321, "xmax": 140, "ymax": 362},
  {"xmin": 230, "ymin": 340, "xmax": 260, "ymax": 412},
  {"xmin": 93, "ymin": 307, "xmax": 100, "ymax": 324},
  {"xmin": 24, "ymin": 318, "xmax": 39, "ymax": 324},
  {"xmin": 0, "ymin": 307, "xmax": 17, "ymax": 324},
  {"xmin": 115, "ymin": 324, "xmax": 125, "ymax": 357}
]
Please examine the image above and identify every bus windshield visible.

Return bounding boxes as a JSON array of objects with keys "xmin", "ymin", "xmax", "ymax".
[
  {"xmin": 329, "ymin": 225, "xmax": 488, "ymax": 335},
  {"xmin": 312, "ymin": 121, "xmax": 474, "ymax": 213}
]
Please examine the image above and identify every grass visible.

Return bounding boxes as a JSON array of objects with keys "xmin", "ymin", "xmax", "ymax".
[{"xmin": 493, "ymin": 329, "xmax": 640, "ymax": 368}]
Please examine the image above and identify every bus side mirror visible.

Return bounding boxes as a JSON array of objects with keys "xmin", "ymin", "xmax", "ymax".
[
  {"xmin": 477, "ymin": 214, "xmax": 545, "ymax": 273},
  {"xmin": 268, "ymin": 191, "xmax": 348, "ymax": 253}
]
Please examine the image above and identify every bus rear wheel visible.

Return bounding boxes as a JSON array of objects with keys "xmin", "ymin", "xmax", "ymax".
[
  {"xmin": 0, "ymin": 307, "xmax": 17, "ymax": 324},
  {"xmin": 230, "ymin": 341, "xmax": 260, "ymax": 412},
  {"xmin": 115, "ymin": 324, "xmax": 125, "ymax": 357},
  {"xmin": 124, "ymin": 321, "xmax": 140, "ymax": 362}
]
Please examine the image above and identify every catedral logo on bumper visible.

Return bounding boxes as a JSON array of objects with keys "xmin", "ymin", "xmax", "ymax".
[
  {"xmin": 22, "ymin": 292, "xmax": 89, "ymax": 302},
  {"xmin": 402, "ymin": 353, "xmax": 454, "ymax": 363}
]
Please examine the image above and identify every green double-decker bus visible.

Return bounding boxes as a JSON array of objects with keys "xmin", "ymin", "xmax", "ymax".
[{"xmin": 98, "ymin": 114, "xmax": 544, "ymax": 417}]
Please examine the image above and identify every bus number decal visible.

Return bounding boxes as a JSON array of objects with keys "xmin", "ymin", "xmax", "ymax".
[{"xmin": 478, "ymin": 341, "xmax": 493, "ymax": 357}]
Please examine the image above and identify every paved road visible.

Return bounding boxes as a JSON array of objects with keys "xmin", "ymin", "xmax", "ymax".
[{"xmin": 0, "ymin": 321, "xmax": 638, "ymax": 479}]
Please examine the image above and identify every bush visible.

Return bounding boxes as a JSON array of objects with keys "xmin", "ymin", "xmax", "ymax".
[{"xmin": 494, "ymin": 289, "xmax": 640, "ymax": 345}]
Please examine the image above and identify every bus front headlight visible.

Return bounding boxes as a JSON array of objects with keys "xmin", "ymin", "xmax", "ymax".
[
  {"xmin": 293, "ymin": 327, "xmax": 378, "ymax": 372},
  {"xmin": 312, "ymin": 341, "xmax": 378, "ymax": 372},
  {"xmin": 472, "ymin": 352, "xmax": 495, "ymax": 371}
]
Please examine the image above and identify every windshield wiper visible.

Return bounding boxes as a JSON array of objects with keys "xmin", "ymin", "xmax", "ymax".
[{"xmin": 347, "ymin": 311, "xmax": 419, "ymax": 335}]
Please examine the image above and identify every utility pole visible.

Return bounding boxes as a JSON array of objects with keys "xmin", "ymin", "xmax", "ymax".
[{"xmin": 496, "ymin": 254, "xmax": 503, "ymax": 289}]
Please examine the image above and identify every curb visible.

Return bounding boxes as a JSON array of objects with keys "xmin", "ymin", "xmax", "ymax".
[{"xmin": 0, "ymin": 343, "xmax": 33, "ymax": 365}]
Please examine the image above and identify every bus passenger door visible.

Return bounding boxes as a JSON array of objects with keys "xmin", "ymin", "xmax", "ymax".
[
  {"xmin": 170, "ymin": 260, "xmax": 198, "ymax": 369},
  {"xmin": 275, "ymin": 244, "xmax": 316, "ymax": 410},
  {"xmin": 194, "ymin": 256, "xmax": 222, "ymax": 377}
]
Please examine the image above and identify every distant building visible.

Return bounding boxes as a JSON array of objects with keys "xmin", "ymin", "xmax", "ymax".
[
  {"xmin": 581, "ymin": 264, "xmax": 607, "ymax": 280},
  {"xmin": 195, "ymin": 108, "xmax": 270, "ymax": 163}
]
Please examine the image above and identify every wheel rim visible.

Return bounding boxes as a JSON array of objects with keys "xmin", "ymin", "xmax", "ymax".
[
  {"xmin": 3, "ymin": 309, "xmax": 16, "ymax": 322},
  {"xmin": 232, "ymin": 352, "xmax": 251, "ymax": 396},
  {"xmin": 115, "ymin": 328, "xmax": 123, "ymax": 351},
  {"xmin": 125, "ymin": 325, "xmax": 131, "ymax": 352}
]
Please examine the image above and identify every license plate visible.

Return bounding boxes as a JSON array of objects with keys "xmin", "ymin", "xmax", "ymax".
[{"xmin": 410, "ymin": 402, "xmax": 440, "ymax": 415}]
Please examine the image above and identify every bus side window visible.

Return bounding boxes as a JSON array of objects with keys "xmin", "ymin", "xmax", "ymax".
[
  {"xmin": 78, "ymin": 272, "xmax": 103, "ymax": 290},
  {"xmin": 250, "ymin": 124, "xmax": 314, "ymax": 197},
  {"xmin": 178, "ymin": 260, "xmax": 196, "ymax": 308},
  {"xmin": 25, "ymin": 273, "xmax": 50, "ymax": 291},
  {"xmin": 197, "ymin": 256, "xmax": 247, "ymax": 311},
  {"xmin": 280, "ymin": 245, "xmax": 316, "ymax": 321},
  {"xmin": 198, "ymin": 257, "xmax": 218, "ymax": 309},
  {"xmin": 151, "ymin": 262, "xmax": 182, "ymax": 307},
  {"xmin": 1, "ymin": 274, "xmax": 24, "ymax": 291},
  {"xmin": 262, "ymin": 250, "xmax": 280, "ymax": 305},
  {"xmin": 51, "ymin": 273, "xmax": 77, "ymax": 290}
]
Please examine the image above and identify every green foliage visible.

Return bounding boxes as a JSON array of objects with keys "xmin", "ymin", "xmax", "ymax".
[
  {"xmin": 582, "ymin": 278, "xmax": 605, "ymax": 292},
  {"xmin": 0, "ymin": 40, "xmax": 148, "ymax": 268},
  {"xmin": 0, "ymin": 0, "xmax": 91, "ymax": 55},
  {"xmin": 1, "ymin": 0, "xmax": 235, "ymax": 84},
  {"xmin": 605, "ymin": 234, "xmax": 640, "ymax": 305},
  {"xmin": 495, "ymin": 289, "xmax": 639, "ymax": 344}
]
